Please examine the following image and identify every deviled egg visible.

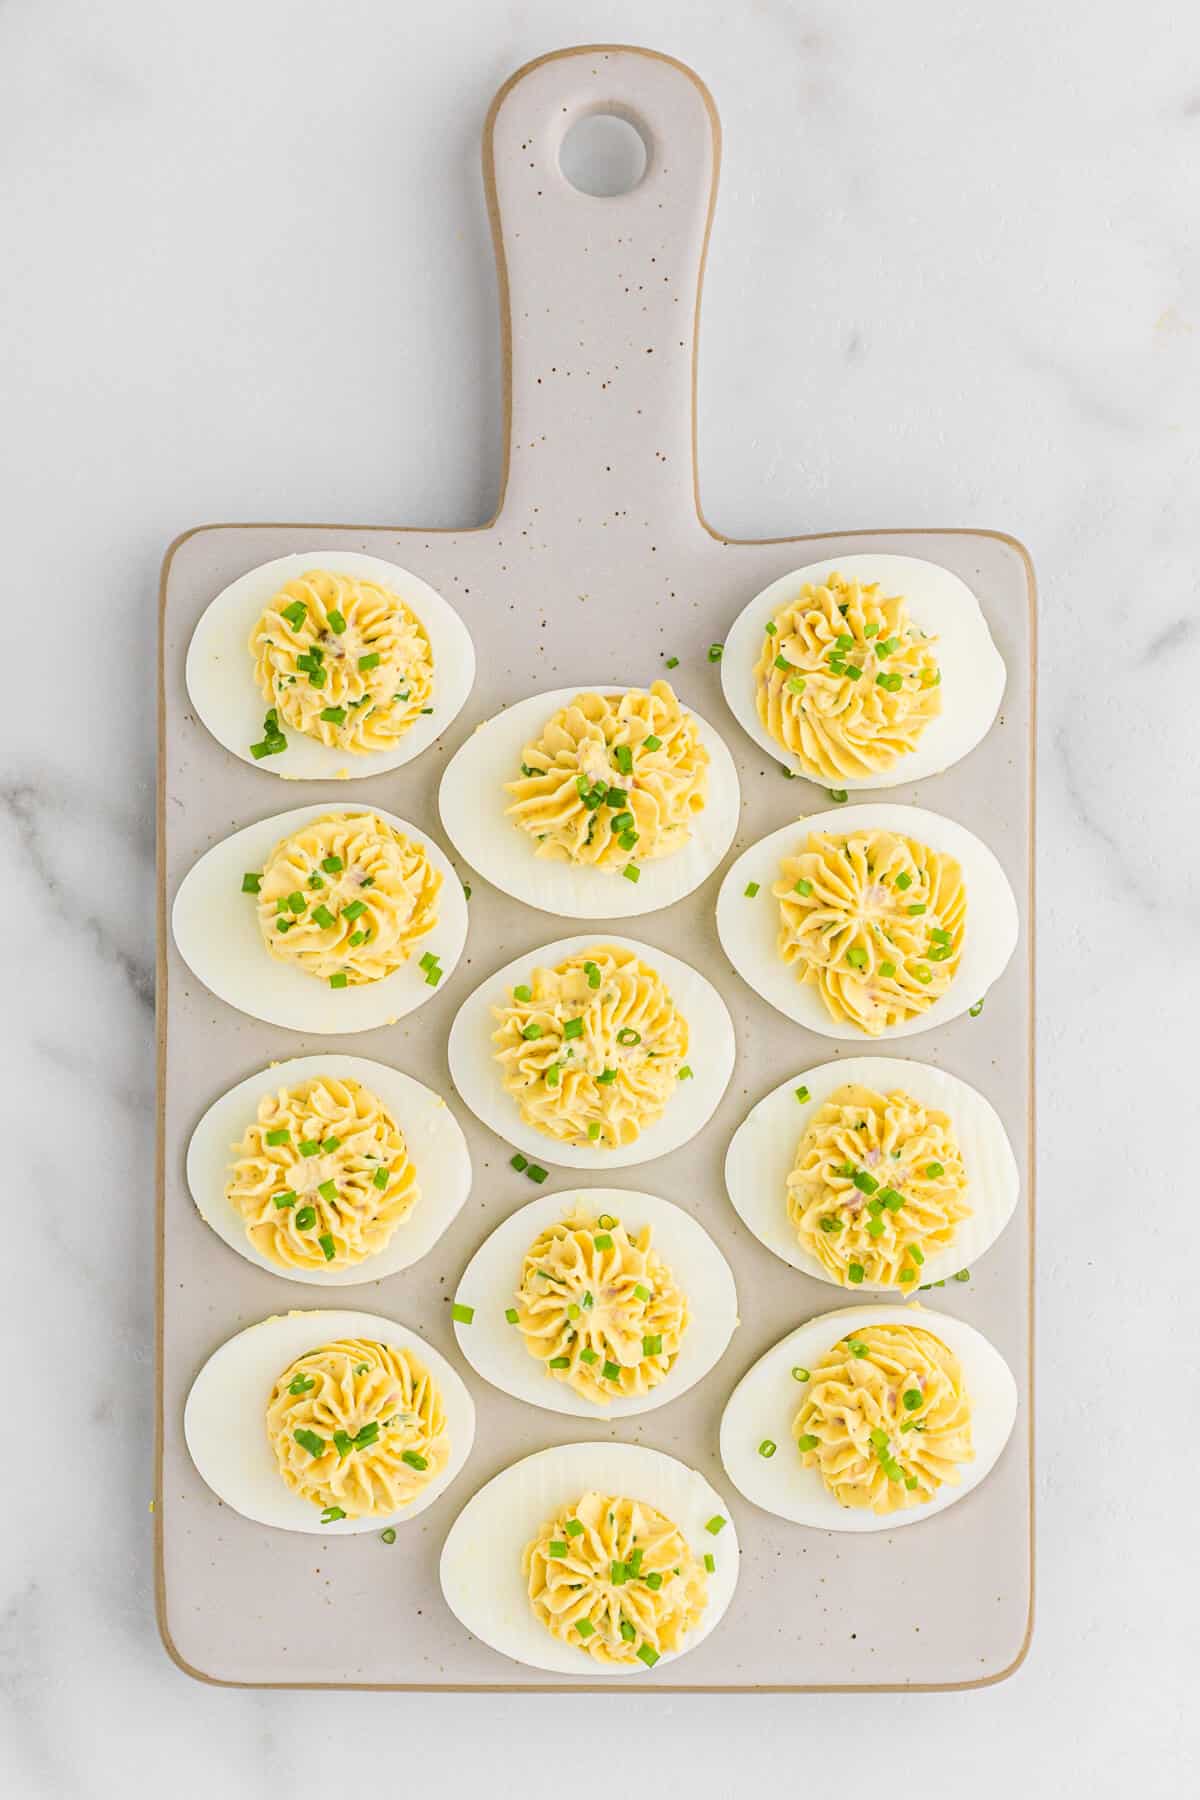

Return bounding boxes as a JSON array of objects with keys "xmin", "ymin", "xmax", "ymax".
[
  {"xmin": 447, "ymin": 935, "xmax": 735, "ymax": 1168},
  {"xmin": 186, "ymin": 1054, "xmax": 472, "ymax": 1285},
  {"xmin": 720, "ymin": 554, "xmax": 1005, "ymax": 788},
  {"xmin": 438, "ymin": 681, "xmax": 739, "ymax": 918},
  {"xmin": 716, "ymin": 803, "xmax": 1017, "ymax": 1039},
  {"xmin": 185, "ymin": 550, "xmax": 475, "ymax": 778},
  {"xmin": 725, "ymin": 1057, "xmax": 1018, "ymax": 1292},
  {"xmin": 172, "ymin": 804, "xmax": 468, "ymax": 1032},
  {"xmin": 184, "ymin": 1308, "xmax": 475, "ymax": 1532},
  {"xmin": 719, "ymin": 1303, "xmax": 1016, "ymax": 1531},
  {"xmin": 450, "ymin": 1188, "xmax": 738, "ymax": 1417},
  {"xmin": 439, "ymin": 1441, "xmax": 739, "ymax": 1674}
]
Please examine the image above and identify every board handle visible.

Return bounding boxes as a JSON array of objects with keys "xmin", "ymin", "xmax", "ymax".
[{"xmin": 484, "ymin": 45, "xmax": 720, "ymax": 539}]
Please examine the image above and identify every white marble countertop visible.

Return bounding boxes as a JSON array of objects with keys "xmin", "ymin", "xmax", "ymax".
[{"xmin": 2, "ymin": 0, "xmax": 1195, "ymax": 1793}]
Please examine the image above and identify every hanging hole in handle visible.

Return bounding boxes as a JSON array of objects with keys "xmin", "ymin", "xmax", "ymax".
[{"xmin": 558, "ymin": 111, "xmax": 649, "ymax": 197}]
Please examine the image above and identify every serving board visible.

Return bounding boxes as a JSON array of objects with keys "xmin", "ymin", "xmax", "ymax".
[{"xmin": 156, "ymin": 43, "xmax": 1035, "ymax": 1691}]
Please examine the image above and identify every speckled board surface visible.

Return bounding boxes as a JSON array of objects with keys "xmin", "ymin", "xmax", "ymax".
[{"xmin": 156, "ymin": 44, "xmax": 1034, "ymax": 1690}]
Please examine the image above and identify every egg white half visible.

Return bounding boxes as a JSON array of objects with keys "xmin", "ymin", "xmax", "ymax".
[
  {"xmin": 720, "ymin": 553, "xmax": 1006, "ymax": 790},
  {"xmin": 186, "ymin": 1054, "xmax": 472, "ymax": 1286},
  {"xmin": 719, "ymin": 1302, "xmax": 1017, "ymax": 1533},
  {"xmin": 184, "ymin": 1308, "xmax": 476, "ymax": 1534},
  {"xmin": 716, "ymin": 803, "xmax": 1018, "ymax": 1040},
  {"xmin": 446, "ymin": 933, "xmax": 736, "ymax": 1169},
  {"xmin": 451, "ymin": 1187, "xmax": 739, "ymax": 1418},
  {"xmin": 437, "ymin": 685, "xmax": 740, "ymax": 918},
  {"xmin": 439, "ymin": 1441, "xmax": 739, "ymax": 1675},
  {"xmin": 185, "ymin": 549, "xmax": 475, "ymax": 779},
  {"xmin": 171, "ymin": 803, "xmax": 469, "ymax": 1033},
  {"xmin": 725, "ymin": 1057, "xmax": 1019, "ymax": 1293}
]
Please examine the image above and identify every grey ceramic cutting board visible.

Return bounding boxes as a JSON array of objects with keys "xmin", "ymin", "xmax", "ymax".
[{"xmin": 156, "ymin": 43, "xmax": 1035, "ymax": 1690}]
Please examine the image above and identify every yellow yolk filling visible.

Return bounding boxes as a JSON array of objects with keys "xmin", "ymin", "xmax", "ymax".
[
  {"xmin": 794, "ymin": 1322, "xmax": 972, "ymax": 1513},
  {"xmin": 267, "ymin": 1337, "xmax": 448, "ymax": 1517},
  {"xmin": 754, "ymin": 571, "xmax": 941, "ymax": 780},
  {"xmin": 249, "ymin": 570, "xmax": 433, "ymax": 754},
  {"xmin": 225, "ymin": 1075, "xmax": 417, "ymax": 1273},
  {"xmin": 255, "ymin": 811, "xmax": 440, "ymax": 986},
  {"xmin": 788, "ymin": 1083, "xmax": 969, "ymax": 1286},
  {"xmin": 504, "ymin": 681, "xmax": 708, "ymax": 867},
  {"xmin": 524, "ymin": 1491, "xmax": 708, "ymax": 1665},
  {"xmin": 774, "ymin": 828, "xmax": 964, "ymax": 1034},
  {"xmin": 490, "ymin": 944, "xmax": 689, "ymax": 1148},
  {"xmin": 512, "ymin": 1208, "xmax": 689, "ymax": 1406}
]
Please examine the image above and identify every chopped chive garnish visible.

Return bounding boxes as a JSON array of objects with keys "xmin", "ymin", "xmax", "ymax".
[
  {"xmin": 357, "ymin": 651, "xmax": 381, "ymax": 671},
  {"xmin": 294, "ymin": 1429, "xmax": 325, "ymax": 1457},
  {"xmin": 847, "ymin": 1263, "xmax": 865, "ymax": 1283},
  {"xmin": 380, "ymin": 1527, "xmax": 397, "ymax": 1544},
  {"xmin": 526, "ymin": 1164, "xmax": 548, "ymax": 1184},
  {"xmin": 594, "ymin": 1233, "xmax": 614, "ymax": 1251},
  {"xmin": 321, "ymin": 855, "xmax": 343, "ymax": 873},
  {"xmin": 579, "ymin": 1348, "xmax": 599, "ymax": 1365},
  {"xmin": 906, "ymin": 902, "xmax": 927, "ymax": 916},
  {"xmin": 320, "ymin": 1136, "xmax": 340, "ymax": 1153},
  {"xmin": 342, "ymin": 899, "xmax": 366, "ymax": 922},
  {"xmin": 909, "ymin": 1244, "xmax": 925, "ymax": 1265},
  {"xmin": 272, "ymin": 1191, "xmax": 297, "ymax": 1208},
  {"xmin": 895, "ymin": 871, "xmax": 913, "ymax": 891},
  {"xmin": 563, "ymin": 1016, "xmax": 584, "ymax": 1040},
  {"xmin": 318, "ymin": 1232, "xmax": 335, "ymax": 1261},
  {"xmin": 311, "ymin": 903, "xmax": 337, "ymax": 928},
  {"xmin": 759, "ymin": 1439, "xmax": 777, "ymax": 1458},
  {"xmin": 622, "ymin": 863, "xmax": 640, "ymax": 883},
  {"xmin": 281, "ymin": 600, "xmax": 307, "ymax": 629},
  {"xmin": 564, "ymin": 1518, "xmax": 584, "ymax": 1537},
  {"xmin": 613, "ymin": 743, "xmax": 633, "ymax": 775},
  {"xmin": 513, "ymin": 984, "xmax": 532, "ymax": 1003},
  {"xmin": 347, "ymin": 930, "xmax": 365, "ymax": 947},
  {"xmin": 879, "ymin": 960, "xmax": 897, "ymax": 978},
  {"xmin": 852, "ymin": 1169, "xmax": 879, "ymax": 1195},
  {"xmin": 925, "ymin": 1161, "xmax": 945, "ymax": 1179},
  {"xmin": 704, "ymin": 1552, "xmax": 716, "ymax": 1573},
  {"xmin": 616, "ymin": 1027, "xmax": 641, "ymax": 1046},
  {"xmin": 521, "ymin": 1022, "xmax": 543, "ymax": 1039},
  {"xmin": 317, "ymin": 1179, "xmax": 337, "ymax": 1202},
  {"xmin": 635, "ymin": 1644, "xmax": 660, "ymax": 1668},
  {"xmin": 451, "ymin": 1302, "xmax": 474, "ymax": 1324},
  {"xmin": 544, "ymin": 1062, "xmax": 561, "ymax": 1088},
  {"xmin": 575, "ymin": 1618, "xmax": 595, "ymax": 1638},
  {"xmin": 620, "ymin": 1620, "xmax": 637, "ymax": 1642},
  {"xmin": 794, "ymin": 1086, "xmax": 810, "ymax": 1103},
  {"xmin": 969, "ymin": 998, "xmax": 985, "ymax": 1017},
  {"xmin": 828, "ymin": 788, "xmax": 848, "ymax": 803},
  {"xmin": 786, "ymin": 675, "xmax": 806, "ymax": 695},
  {"xmin": 791, "ymin": 1366, "xmax": 810, "ymax": 1382},
  {"xmin": 587, "ymin": 1122, "xmax": 601, "ymax": 1141},
  {"xmin": 612, "ymin": 810, "xmax": 635, "ymax": 833},
  {"xmin": 548, "ymin": 1539, "xmax": 568, "ymax": 1557},
  {"xmin": 288, "ymin": 1373, "xmax": 314, "ymax": 1394},
  {"xmin": 241, "ymin": 872, "xmax": 262, "ymax": 893},
  {"xmin": 954, "ymin": 1268, "xmax": 970, "ymax": 1282},
  {"xmin": 583, "ymin": 962, "xmax": 601, "ymax": 988},
  {"xmin": 797, "ymin": 1433, "xmax": 819, "ymax": 1452},
  {"xmin": 597, "ymin": 1213, "xmax": 618, "ymax": 1229},
  {"xmin": 287, "ymin": 891, "xmax": 306, "ymax": 914},
  {"xmin": 902, "ymin": 1388, "xmax": 923, "ymax": 1411},
  {"xmin": 642, "ymin": 1334, "xmax": 663, "ymax": 1357},
  {"xmin": 634, "ymin": 1284, "xmax": 651, "ymax": 1302},
  {"xmin": 793, "ymin": 878, "xmax": 813, "ymax": 896},
  {"xmin": 596, "ymin": 1067, "xmax": 617, "ymax": 1085},
  {"xmin": 294, "ymin": 1206, "xmax": 316, "ymax": 1229},
  {"xmin": 605, "ymin": 785, "xmax": 627, "ymax": 807},
  {"xmin": 424, "ymin": 966, "xmax": 441, "ymax": 986},
  {"xmin": 548, "ymin": 1356, "xmax": 570, "ymax": 1370},
  {"xmin": 744, "ymin": 880, "xmax": 760, "ymax": 898},
  {"xmin": 265, "ymin": 1127, "xmax": 291, "ymax": 1145},
  {"xmin": 707, "ymin": 642, "xmax": 723, "ymax": 662},
  {"xmin": 329, "ymin": 972, "xmax": 348, "ymax": 988},
  {"xmin": 846, "ymin": 946, "xmax": 868, "ymax": 969},
  {"xmin": 320, "ymin": 706, "xmax": 347, "ymax": 725},
  {"xmin": 602, "ymin": 1361, "xmax": 621, "ymax": 1382},
  {"xmin": 510, "ymin": 1152, "xmax": 528, "ymax": 1172},
  {"xmin": 581, "ymin": 1291, "xmax": 594, "ymax": 1308},
  {"xmin": 704, "ymin": 1516, "xmax": 726, "ymax": 1536},
  {"xmin": 643, "ymin": 734, "xmax": 662, "ymax": 751},
  {"xmin": 402, "ymin": 1450, "xmax": 428, "ymax": 1471},
  {"xmin": 320, "ymin": 1505, "xmax": 346, "ymax": 1524},
  {"xmin": 504, "ymin": 1307, "xmax": 519, "ymax": 1325},
  {"xmin": 665, "ymin": 656, "xmax": 679, "ymax": 669},
  {"xmin": 299, "ymin": 1138, "xmax": 320, "ymax": 1157},
  {"xmin": 848, "ymin": 1339, "xmax": 869, "ymax": 1357}
]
